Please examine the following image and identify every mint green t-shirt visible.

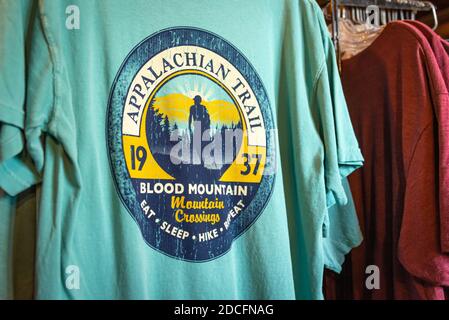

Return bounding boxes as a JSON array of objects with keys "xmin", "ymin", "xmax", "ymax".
[
  {"xmin": 0, "ymin": 0, "xmax": 363, "ymax": 299},
  {"xmin": 0, "ymin": 0, "xmax": 38, "ymax": 300}
]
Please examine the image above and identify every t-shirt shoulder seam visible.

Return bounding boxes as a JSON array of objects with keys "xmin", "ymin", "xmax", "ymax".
[
  {"xmin": 311, "ymin": 61, "xmax": 326, "ymax": 107},
  {"xmin": 37, "ymin": 0, "xmax": 61, "ymax": 135},
  {"xmin": 305, "ymin": 0, "xmax": 329, "ymax": 102},
  {"xmin": 405, "ymin": 122, "xmax": 433, "ymax": 178}
]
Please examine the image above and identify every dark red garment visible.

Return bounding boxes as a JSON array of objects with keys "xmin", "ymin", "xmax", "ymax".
[
  {"xmin": 405, "ymin": 21, "xmax": 449, "ymax": 254},
  {"xmin": 326, "ymin": 21, "xmax": 449, "ymax": 300}
]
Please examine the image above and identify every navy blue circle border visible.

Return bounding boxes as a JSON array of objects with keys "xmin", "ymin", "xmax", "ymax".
[{"xmin": 106, "ymin": 27, "xmax": 276, "ymax": 262}]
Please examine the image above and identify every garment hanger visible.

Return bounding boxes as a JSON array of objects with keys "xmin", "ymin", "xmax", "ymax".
[
  {"xmin": 328, "ymin": 0, "xmax": 438, "ymax": 29},
  {"xmin": 327, "ymin": 0, "xmax": 439, "ymax": 69},
  {"xmin": 425, "ymin": 1, "xmax": 439, "ymax": 30}
]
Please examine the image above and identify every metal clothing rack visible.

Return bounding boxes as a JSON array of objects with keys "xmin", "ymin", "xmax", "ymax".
[{"xmin": 329, "ymin": 0, "xmax": 438, "ymax": 69}]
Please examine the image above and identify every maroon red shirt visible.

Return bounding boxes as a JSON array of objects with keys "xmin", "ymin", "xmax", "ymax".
[
  {"xmin": 406, "ymin": 21, "xmax": 449, "ymax": 255},
  {"xmin": 326, "ymin": 21, "xmax": 449, "ymax": 300}
]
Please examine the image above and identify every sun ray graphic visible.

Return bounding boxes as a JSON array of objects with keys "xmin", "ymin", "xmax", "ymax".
[{"xmin": 173, "ymin": 76, "xmax": 214, "ymax": 101}]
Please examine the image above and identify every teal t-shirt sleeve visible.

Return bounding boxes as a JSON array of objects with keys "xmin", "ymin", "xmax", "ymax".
[
  {"xmin": 0, "ymin": 0, "xmax": 29, "ymax": 129},
  {"xmin": 324, "ymin": 178, "xmax": 363, "ymax": 273},
  {"xmin": 0, "ymin": 153, "xmax": 40, "ymax": 197},
  {"xmin": 0, "ymin": 0, "xmax": 47, "ymax": 196},
  {"xmin": 310, "ymin": 5, "xmax": 364, "ymax": 270},
  {"xmin": 311, "ymin": 3, "xmax": 364, "ymax": 209},
  {"xmin": 0, "ymin": 0, "xmax": 28, "ymax": 163}
]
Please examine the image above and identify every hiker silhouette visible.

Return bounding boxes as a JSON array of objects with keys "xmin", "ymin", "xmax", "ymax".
[
  {"xmin": 188, "ymin": 95, "xmax": 211, "ymax": 165},
  {"xmin": 188, "ymin": 95, "xmax": 211, "ymax": 137}
]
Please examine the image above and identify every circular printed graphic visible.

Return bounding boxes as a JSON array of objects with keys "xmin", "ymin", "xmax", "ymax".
[{"xmin": 107, "ymin": 27, "xmax": 275, "ymax": 262}]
